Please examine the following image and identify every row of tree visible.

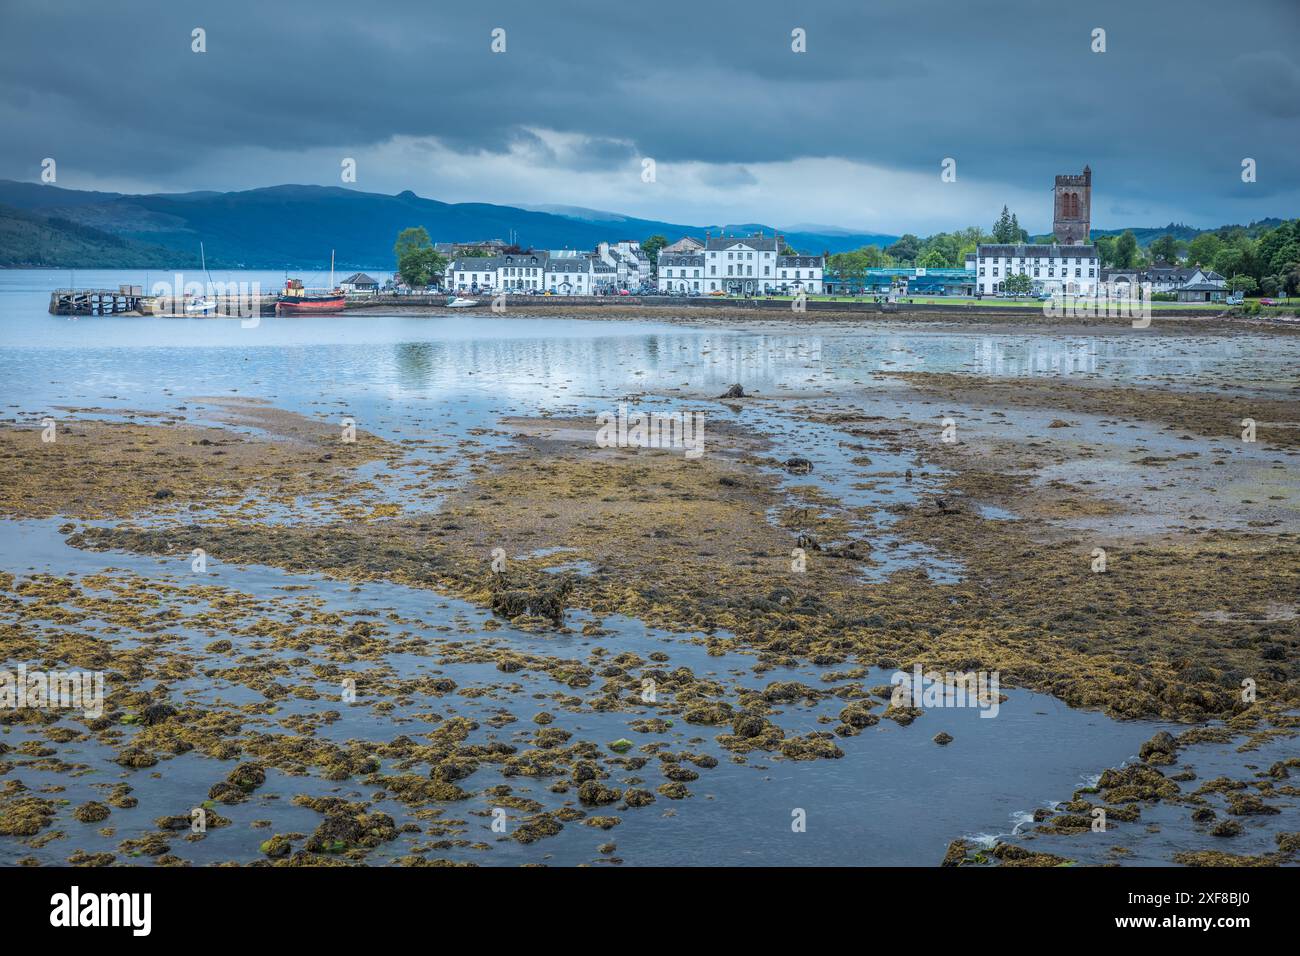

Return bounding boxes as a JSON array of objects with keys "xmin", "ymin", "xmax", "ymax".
[{"xmin": 1106, "ymin": 220, "xmax": 1300, "ymax": 295}]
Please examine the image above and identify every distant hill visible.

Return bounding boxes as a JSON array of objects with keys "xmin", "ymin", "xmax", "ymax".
[
  {"xmin": 0, "ymin": 203, "xmax": 194, "ymax": 268},
  {"xmin": 0, "ymin": 181, "xmax": 898, "ymax": 269}
]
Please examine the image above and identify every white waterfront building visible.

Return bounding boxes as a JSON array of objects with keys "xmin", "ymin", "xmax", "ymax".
[
  {"xmin": 445, "ymin": 251, "xmax": 548, "ymax": 293},
  {"xmin": 975, "ymin": 243, "xmax": 1099, "ymax": 296},
  {"xmin": 700, "ymin": 234, "xmax": 823, "ymax": 295},
  {"xmin": 544, "ymin": 255, "xmax": 595, "ymax": 295},
  {"xmin": 656, "ymin": 253, "xmax": 703, "ymax": 293}
]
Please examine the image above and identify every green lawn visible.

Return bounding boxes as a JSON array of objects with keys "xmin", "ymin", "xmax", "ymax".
[{"xmin": 756, "ymin": 294, "xmax": 1230, "ymax": 310}]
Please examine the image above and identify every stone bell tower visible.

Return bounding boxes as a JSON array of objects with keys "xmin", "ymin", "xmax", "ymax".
[{"xmin": 1053, "ymin": 165, "xmax": 1091, "ymax": 245}]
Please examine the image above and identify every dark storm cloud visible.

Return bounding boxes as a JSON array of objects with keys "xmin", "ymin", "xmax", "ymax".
[{"xmin": 0, "ymin": 0, "xmax": 1296, "ymax": 228}]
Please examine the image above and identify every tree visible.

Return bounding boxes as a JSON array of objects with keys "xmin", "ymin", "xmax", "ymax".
[
  {"xmin": 827, "ymin": 249, "xmax": 870, "ymax": 289},
  {"xmin": 1009, "ymin": 213, "xmax": 1028, "ymax": 242},
  {"xmin": 393, "ymin": 226, "xmax": 445, "ymax": 288},
  {"xmin": 1004, "ymin": 273, "xmax": 1032, "ymax": 295},
  {"xmin": 1113, "ymin": 230, "xmax": 1139, "ymax": 269},
  {"xmin": 920, "ymin": 233, "xmax": 960, "ymax": 267},
  {"xmin": 1212, "ymin": 246, "xmax": 1246, "ymax": 279},
  {"xmin": 1095, "ymin": 235, "xmax": 1117, "ymax": 267},
  {"xmin": 1228, "ymin": 275, "xmax": 1258, "ymax": 295},
  {"xmin": 1286, "ymin": 262, "xmax": 1300, "ymax": 297},
  {"xmin": 640, "ymin": 235, "xmax": 668, "ymax": 265},
  {"xmin": 1148, "ymin": 234, "xmax": 1186, "ymax": 264},
  {"xmin": 886, "ymin": 234, "xmax": 921, "ymax": 263},
  {"xmin": 860, "ymin": 244, "xmax": 887, "ymax": 268},
  {"xmin": 394, "ymin": 226, "xmax": 432, "ymax": 263},
  {"xmin": 398, "ymin": 247, "xmax": 444, "ymax": 288},
  {"xmin": 1269, "ymin": 240, "xmax": 1299, "ymax": 277},
  {"xmin": 1187, "ymin": 233, "xmax": 1223, "ymax": 269},
  {"xmin": 991, "ymin": 208, "xmax": 1026, "ymax": 244}
]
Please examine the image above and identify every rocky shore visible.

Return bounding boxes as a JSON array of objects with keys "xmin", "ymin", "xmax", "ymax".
[{"xmin": 1, "ymin": 321, "xmax": 1296, "ymax": 866}]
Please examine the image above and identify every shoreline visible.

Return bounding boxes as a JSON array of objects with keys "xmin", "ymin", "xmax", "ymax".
[{"xmin": 350, "ymin": 302, "xmax": 1300, "ymax": 335}]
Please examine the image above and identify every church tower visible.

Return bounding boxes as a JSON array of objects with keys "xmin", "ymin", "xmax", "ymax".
[{"xmin": 1053, "ymin": 165, "xmax": 1091, "ymax": 245}]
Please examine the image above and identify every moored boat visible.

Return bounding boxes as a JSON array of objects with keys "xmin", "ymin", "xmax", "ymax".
[
  {"xmin": 277, "ymin": 249, "xmax": 346, "ymax": 315},
  {"xmin": 446, "ymin": 296, "xmax": 480, "ymax": 308},
  {"xmin": 277, "ymin": 278, "xmax": 345, "ymax": 315}
]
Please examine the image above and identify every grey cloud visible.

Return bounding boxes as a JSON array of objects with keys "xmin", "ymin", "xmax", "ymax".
[
  {"xmin": 698, "ymin": 165, "xmax": 758, "ymax": 188},
  {"xmin": 0, "ymin": 0, "xmax": 1295, "ymax": 228}
]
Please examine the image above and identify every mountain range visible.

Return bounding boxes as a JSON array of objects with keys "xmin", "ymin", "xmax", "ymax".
[{"xmin": 0, "ymin": 181, "xmax": 898, "ymax": 269}]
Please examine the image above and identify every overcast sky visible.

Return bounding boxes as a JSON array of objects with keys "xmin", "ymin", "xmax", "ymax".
[{"xmin": 1, "ymin": 0, "xmax": 1296, "ymax": 234}]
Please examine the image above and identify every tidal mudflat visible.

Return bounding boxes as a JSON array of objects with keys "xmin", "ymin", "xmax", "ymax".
[{"xmin": 2, "ymin": 283, "xmax": 1298, "ymax": 867}]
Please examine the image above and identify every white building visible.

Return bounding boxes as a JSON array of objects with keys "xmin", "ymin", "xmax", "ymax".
[
  {"xmin": 338, "ymin": 272, "xmax": 380, "ymax": 295},
  {"xmin": 445, "ymin": 258, "xmax": 499, "ymax": 293},
  {"xmin": 446, "ymin": 251, "xmax": 548, "ymax": 293},
  {"xmin": 657, "ymin": 253, "xmax": 704, "ymax": 293},
  {"xmin": 544, "ymin": 256, "xmax": 595, "ymax": 295},
  {"xmin": 702, "ymin": 234, "xmax": 823, "ymax": 294},
  {"xmin": 1102, "ymin": 265, "xmax": 1227, "ymax": 296},
  {"xmin": 975, "ymin": 243, "xmax": 1099, "ymax": 296},
  {"xmin": 597, "ymin": 241, "xmax": 652, "ymax": 290}
]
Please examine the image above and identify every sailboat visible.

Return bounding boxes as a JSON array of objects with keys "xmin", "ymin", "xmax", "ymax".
[
  {"xmin": 184, "ymin": 242, "xmax": 217, "ymax": 315},
  {"xmin": 277, "ymin": 249, "xmax": 346, "ymax": 315}
]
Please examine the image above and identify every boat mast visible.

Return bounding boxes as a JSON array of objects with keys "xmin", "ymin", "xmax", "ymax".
[{"xmin": 330, "ymin": 250, "xmax": 335, "ymax": 290}]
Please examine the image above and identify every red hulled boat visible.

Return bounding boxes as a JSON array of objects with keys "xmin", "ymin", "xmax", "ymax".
[{"xmin": 276, "ymin": 278, "xmax": 345, "ymax": 315}]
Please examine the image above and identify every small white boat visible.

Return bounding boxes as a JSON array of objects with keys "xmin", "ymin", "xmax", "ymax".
[
  {"xmin": 184, "ymin": 293, "xmax": 217, "ymax": 315},
  {"xmin": 446, "ymin": 296, "xmax": 480, "ymax": 308}
]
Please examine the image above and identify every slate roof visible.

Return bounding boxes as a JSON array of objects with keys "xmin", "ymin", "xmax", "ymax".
[
  {"xmin": 705, "ymin": 235, "xmax": 782, "ymax": 252},
  {"xmin": 978, "ymin": 244, "xmax": 1098, "ymax": 258}
]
